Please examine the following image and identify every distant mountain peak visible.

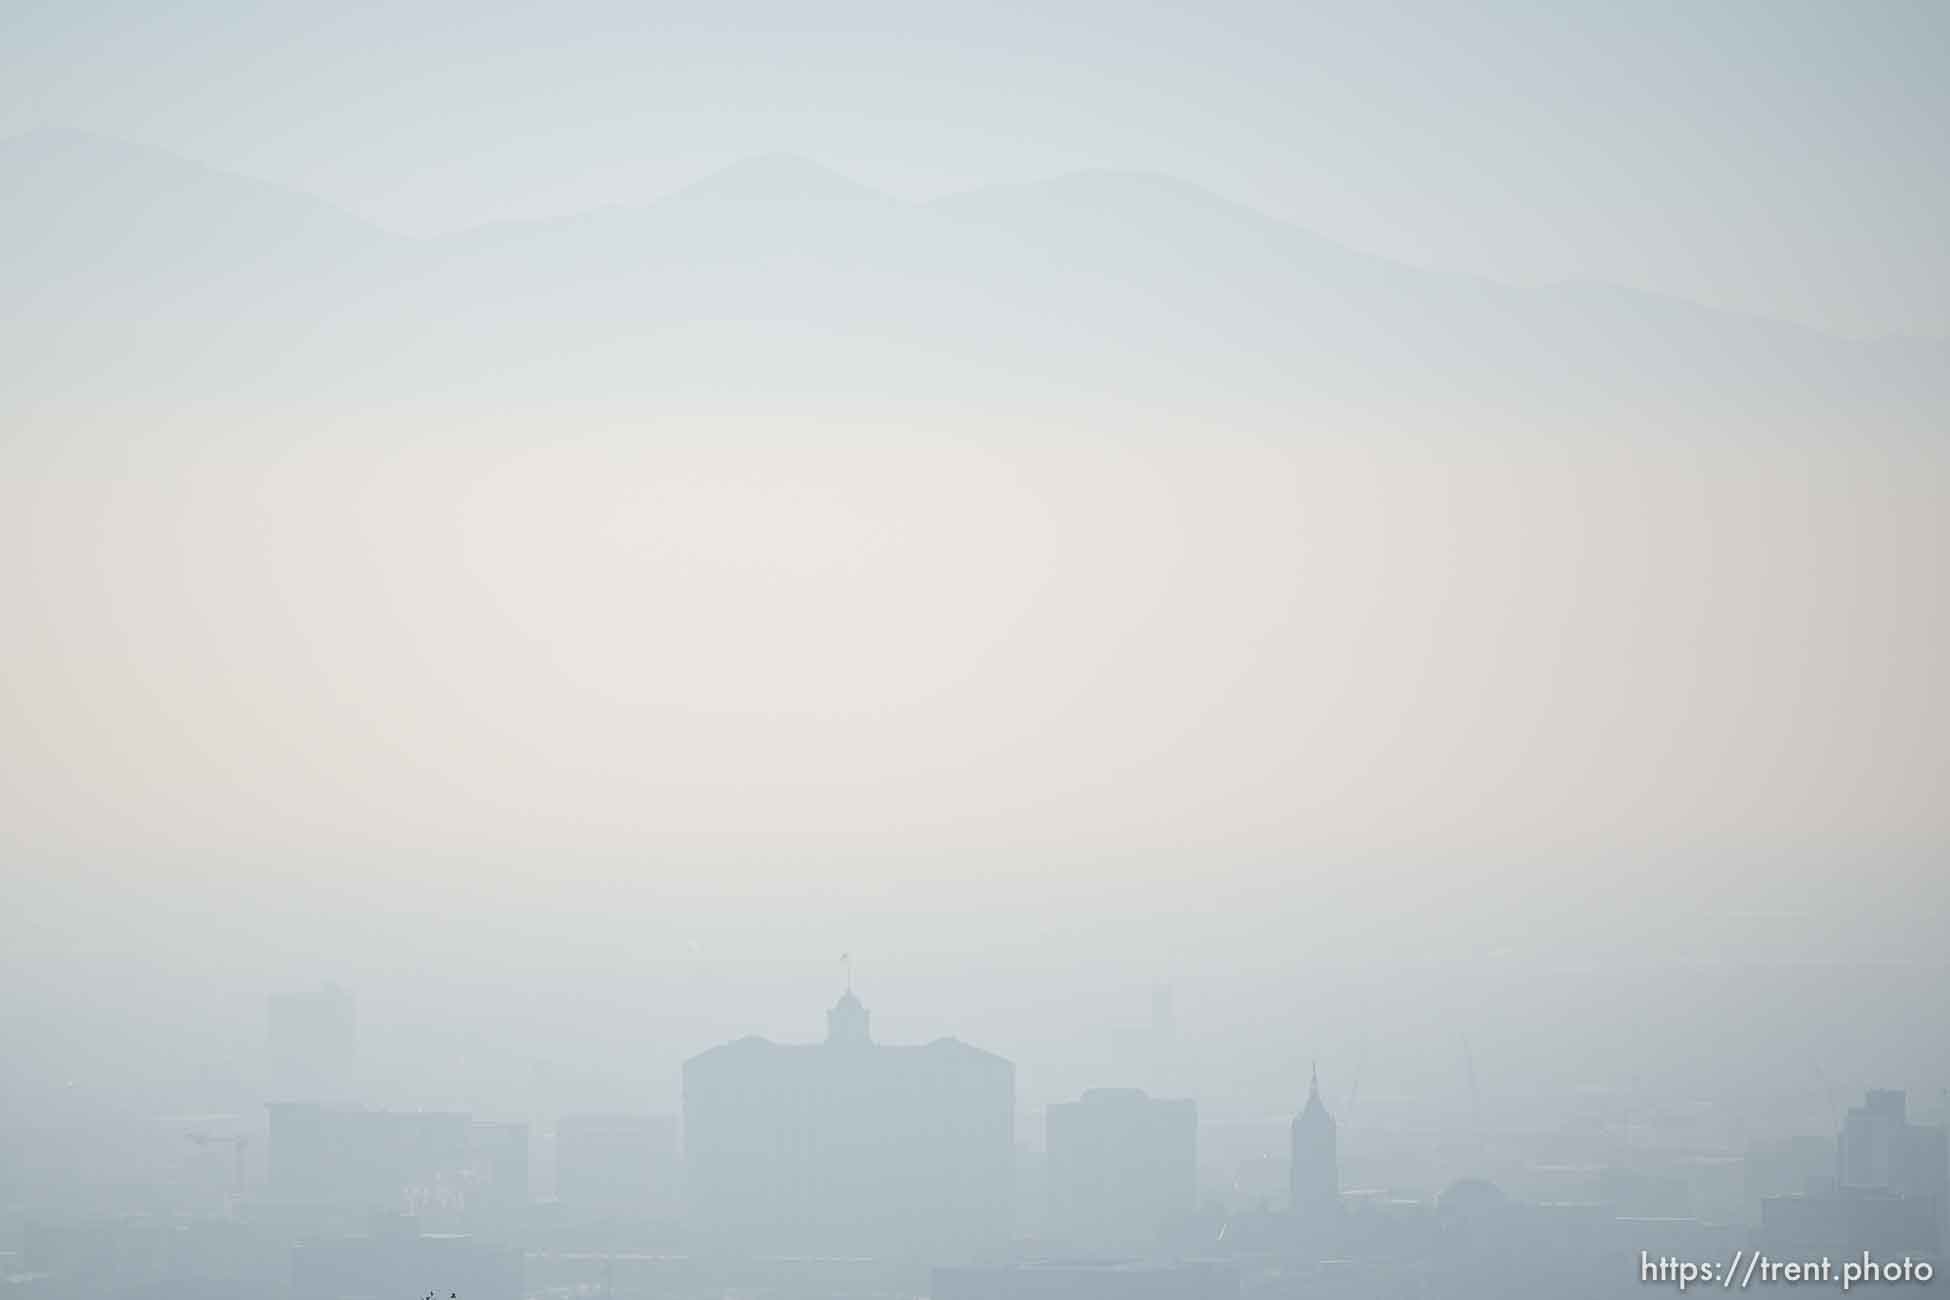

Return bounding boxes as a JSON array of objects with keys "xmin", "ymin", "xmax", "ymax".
[
  {"xmin": 674, "ymin": 153, "xmax": 881, "ymax": 202},
  {"xmin": 1, "ymin": 124, "xmax": 390, "ymax": 248}
]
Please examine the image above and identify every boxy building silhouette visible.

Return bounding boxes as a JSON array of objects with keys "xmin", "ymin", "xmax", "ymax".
[{"xmin": 682, "ymin": 987, "xmax": 1014, "ymax": 1261}]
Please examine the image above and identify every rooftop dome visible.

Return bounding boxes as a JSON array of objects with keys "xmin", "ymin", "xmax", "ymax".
[{"xmin": 826, "ymin": 986, "xmax": 871, "ymax": 1045}]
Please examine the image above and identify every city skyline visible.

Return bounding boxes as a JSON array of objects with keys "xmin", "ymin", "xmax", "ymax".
[{"xmin": 3, "ymin": 4, "xmax": 1944, "ymax": 1296}]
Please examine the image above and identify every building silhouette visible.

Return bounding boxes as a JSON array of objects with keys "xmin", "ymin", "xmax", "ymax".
[
  {"xmin": 682, "ymin": 986, "xmax": 1014, "ymax": 1260},
  {"xmin": 1289, "ymin": 1065, "xmax": 1338, "ymax": 1221},
  {"xmin": 1756, "ymin": 1089, "xmax": 1948, "ymax": 1260},
  {"xmin": 829, "ymin": 985, "xmax": 871, "ymax": 1044},
  {"xmin": 1045, "ymin": 1088, "xmax": 1195, "ymax": 1252},
  {"xmin": 291, "ymin": 1212, "xmax": 521, "ymax": 1300},
  {"xmin": 933, "ymin": 1259, "xmax": 1240, "ymax": 1299},
  {"xmin": 1839, "ymin": 1089, "xmax": 1948, "ymax": 1206}
]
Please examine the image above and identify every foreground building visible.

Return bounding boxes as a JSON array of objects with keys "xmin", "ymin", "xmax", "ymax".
[
  {"xmin": 933, "ymin": 1260, "xmax": 1239, "ymax": 1299},
  {"xmin": 291, "ymin": 1212, "xmax": 522, "ymax": 1300}
]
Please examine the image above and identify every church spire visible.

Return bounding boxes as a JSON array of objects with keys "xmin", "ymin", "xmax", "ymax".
[
  {"xmin": 1299, "ymin": 1061, "xmax": 1332, "ymax": 1125},
  {"xmin": 1292, "ymin": 1060, "xmax": 1339, "ymax": 1219}
]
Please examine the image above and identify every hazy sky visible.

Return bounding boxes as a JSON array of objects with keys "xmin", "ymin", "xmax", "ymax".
[
  {"xmin": 4, "ymin": 0, "xmax": 1946, "ymax": 338},
  {"xmin": 4, "ymin": 1, "xmax": 1947, "ymax": 1133}
]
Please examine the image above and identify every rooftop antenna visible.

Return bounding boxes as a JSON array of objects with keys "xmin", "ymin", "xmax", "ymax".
[
  {"xmin": 1463, "ymin": 1037, "xmax": 1482, "ymax": 1141},
  {"xmin": 841, "ymin": 952, "xmax": 852, "ymax": 993}
]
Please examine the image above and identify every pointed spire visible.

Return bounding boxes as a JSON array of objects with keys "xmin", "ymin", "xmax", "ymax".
[
  {"xmin": 1292, "ymin": 1057, "xmax": 1341, "ymax": 1215},
  {"xmin": 1297, "ymin": 1061, "xmax": 1333, "ymax": 1128}
]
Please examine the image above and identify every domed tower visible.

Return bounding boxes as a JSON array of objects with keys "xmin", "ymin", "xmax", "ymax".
[
  {"xmin": 1290, "ymin": 1063, "xmax": 1339, "ymax": 1218},
  {"xmin": 826, "ymin": 988, "xmax": 871, "ymax": 1046}
]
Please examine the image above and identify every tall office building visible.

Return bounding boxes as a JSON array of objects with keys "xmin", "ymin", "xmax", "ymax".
[
  {"xmin": 1840, "ymin": 1090, "xmax": 1948, "ymax": 1203},
  {"xmin": 1757, "ymin": 1089, "xmax": 1948, "ymax": 1258},
  {"xmin": 683, "ymin": 987, "xmax": 1015, "ymax": 1260},
  {"xmin": 1289, "ymin": 1065, "xmax": 1339, "ymax": 1221},
  {"xmin": 1838, "ymin": 1089, "xmax": 1948, "ymax": 1239}
]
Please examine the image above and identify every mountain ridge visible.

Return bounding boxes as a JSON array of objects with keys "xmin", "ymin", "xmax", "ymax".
[
  {"xmin": 6, "ymin": 128, "xmax": 1933, "ymax": 349},
  {"xmin": 3, "ymin": 128, "xmax": 1943, "ymax": 438}
]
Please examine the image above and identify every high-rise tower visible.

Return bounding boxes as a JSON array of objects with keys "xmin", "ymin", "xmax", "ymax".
[{"xmin": 1290, "ymin": 1063, "xmax": 1339, "ymax": 1219}]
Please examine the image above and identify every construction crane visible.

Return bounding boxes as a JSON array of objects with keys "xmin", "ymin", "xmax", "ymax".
[{"xmin": 185, "ymin": 1132, "xmax": 250, "ymax": 1198}]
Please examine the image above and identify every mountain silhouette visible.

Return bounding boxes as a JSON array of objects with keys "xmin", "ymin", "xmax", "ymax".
[
  {"xmin": 2, "ymin": 130, "xmax": 1940, "ymax": 436},
  {"xmin": 2, "ymin": 127, "xmax": 397, "ymax": 287},
  {"xmin": 674, "ymin": 152, "xmax": 884, "ymax": 202}
]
